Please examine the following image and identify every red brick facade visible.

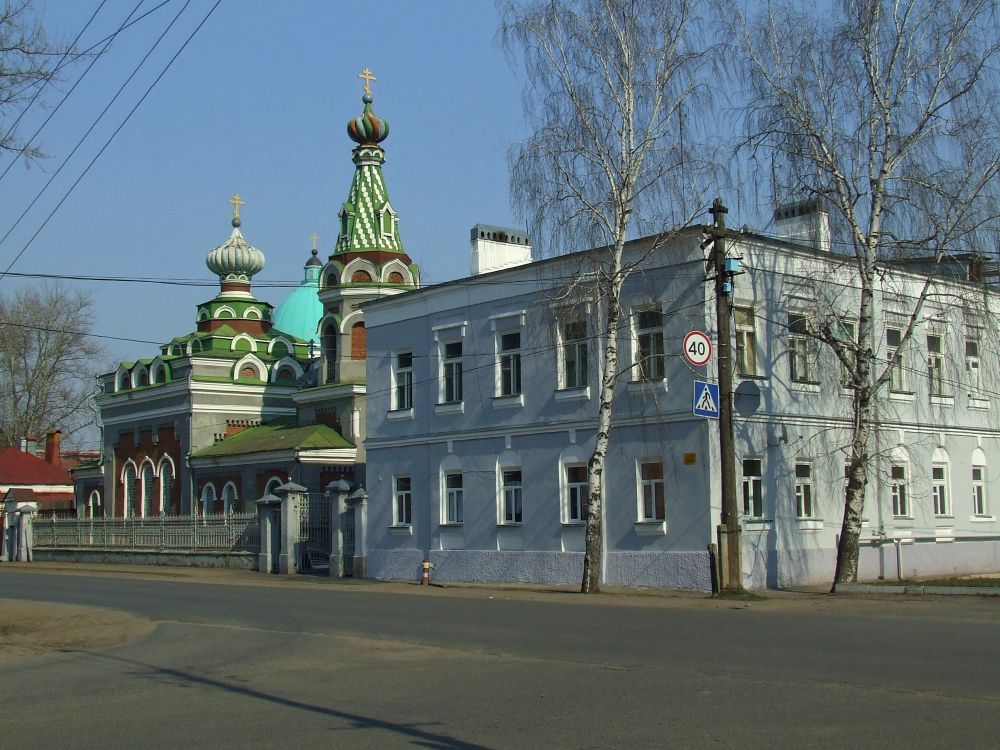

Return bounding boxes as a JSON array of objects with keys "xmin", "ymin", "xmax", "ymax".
[{"xmin": 114, "ymin": 424, "xmax": 181, "ymax": 516}]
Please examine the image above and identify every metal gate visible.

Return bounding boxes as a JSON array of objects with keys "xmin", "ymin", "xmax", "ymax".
[
  {"xmin": 298, "ymin": 492, "xmax": 331, "ymax": 573},
  {"xmin": 342, "ymin": 504, "xmax": 355, "ymax": 577}
]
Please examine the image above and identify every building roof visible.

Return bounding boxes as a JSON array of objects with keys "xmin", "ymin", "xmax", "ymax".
[
  {"xmin": 190, "ymin": 417, "xmax": 353, "ymax": 458},
  {"xmin": 0, "ymin": 446, "xmax": 74, "ymax": 486}
]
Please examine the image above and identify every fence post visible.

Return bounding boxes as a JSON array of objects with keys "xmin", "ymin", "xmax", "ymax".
[
  {"xmin": 347, "ymin": 486, "xmax": 368, "ymax": 579},
  {"xmin": 274, "ymin": 482, "xmax": 305, "ymax": 575},
  {"xmin": 255, "ymin": 493, "xmax": 281, "ymax": 574},
  {"xmin": 326, "ymin": 480, "xmax": 350, "ymax": 577}
]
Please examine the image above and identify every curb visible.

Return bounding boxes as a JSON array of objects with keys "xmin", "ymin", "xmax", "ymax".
[{"xmin": 836, "ymin": 582, "xmax": 1000, "ymax": 597}]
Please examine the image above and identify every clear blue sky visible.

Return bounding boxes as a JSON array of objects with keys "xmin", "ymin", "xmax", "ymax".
[{"xmin": 1, "ymin": 1, "xmax": 527, "ymax": 365}]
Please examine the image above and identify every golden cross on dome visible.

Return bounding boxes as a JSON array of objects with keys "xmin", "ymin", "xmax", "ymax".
[
  {"xmin": 358, "ymin": 67, "xmax": 376, "ymax": 97},
  {"xmin": 228, "ymin": 192, "xmax": 246, "ymax": 219},
  {"xmin": 310, "ymin": 232, "xmax": 319, "ymax": 251}
]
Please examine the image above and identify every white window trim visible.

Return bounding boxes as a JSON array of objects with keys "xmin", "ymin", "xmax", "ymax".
[
  {"xmin": 630, "ymin": 305, "xmax": 666, "ymax": 383},
  {"xmin": 441, "ymin": 471, "xmax": 463, "ymax": 526},
  {"xmin": 392, "ymin": 475, "xmax": 413, "ymax": 528},
  {"xmin": 562, "ymin": 463, "xmax": 590, "ymax": 525},
  {"xmin": 390, "ymin": 350, "xmax": 414, "ymax": 412},
  {"xmin": 498, "ymin": 467, "xmax": 523, "ymax": 526}
]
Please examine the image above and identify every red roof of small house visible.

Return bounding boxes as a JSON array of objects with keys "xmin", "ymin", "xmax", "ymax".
[{"xmin": 0, "ymin": 446, "xmax": 74, "ymax": 486}]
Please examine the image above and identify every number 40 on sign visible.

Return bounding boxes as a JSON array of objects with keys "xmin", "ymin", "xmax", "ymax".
[{"xmin": 683, "ymin": 331, "xmax": 713, "ymax": 367}]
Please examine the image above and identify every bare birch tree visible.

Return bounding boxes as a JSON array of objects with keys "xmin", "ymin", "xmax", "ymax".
[
  {"xmin": 732, "ymin": 0, "xmax": 1000, "ymax": 588},
  {"xmin": 0, "ymin": 284, "xmax": 105, "ymax": 447},
  {"xmin": 0, "ymin": 0, "xmax": 67, "ymax": 163},
  {"xmin": 500, "ymin": 0, "xmax": 711, "ymax": 593}
]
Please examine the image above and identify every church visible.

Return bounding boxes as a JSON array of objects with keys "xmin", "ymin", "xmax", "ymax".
[{"xmin": 76, "ymin": 73, "xmax": 418, "ymax": 520}]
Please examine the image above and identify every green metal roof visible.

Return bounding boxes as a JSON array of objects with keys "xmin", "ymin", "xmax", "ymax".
[{"xmin": 190, "ymin": 417, "xmax": 353, "ymax": 458}]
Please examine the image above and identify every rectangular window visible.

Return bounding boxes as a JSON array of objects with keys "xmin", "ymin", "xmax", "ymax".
[
  {"xmin": 566, "ymin": 465, "xmax": 589, "ymax": 523},
  {"xmin": 788, "ymin": 314, "xmax": 816, "ymax": 384},
  {"xmin": 735, "ymin": 306, "xmax": 758, "ymax": 377},
  {"xmin": 562, "ymin": 320, "xmax": 588, "ymax": 389},
  {"xmin": 839, "ymin": 321, "xmax": 857, "ymax": 387},
  {"xmin": 635, "ymin": 309, "xmax": 665, "ymax": 381},
  {"xmin": 795, "ymin": 462, "xmax": 814, "ymax": 518},
  {"xmin": 393, "ymin": 351, "xmax": 413, "ymax": 410},
  {"xmin": 444, "ymin": 472, "xmax": 463, "ymax": 524},
  {"xmin": 441, "ymin": 341, "xmax": 463, "ymax": 403},
  {"xmin": 891, "ymin": 464, "xmax": 909, "ymax": 517},
  {"xmin": 927, "ymin": 334, "xmax": 946, "ymax": 396},
  {"xmin": 966, "ymin": 338, "xmax": 981, "ymax": 393},
  {"xmin": 972, "ymin": 466, "xmax": 988, "ymax": 516},
  {"xmin": 639, "ymin": 461, "xmax": 665, "ymax": 521},
  {"xmin": 498, "ymin": 331, "xmax": 522, "ymax": 396},
  {"xmin": 932, "ymin": 464, "xmax": 949, "ymax": 516},
  {"xmin": 501, "ymin": 469, "xmax": 523, "ymax": 524},
  {"xmin": 742, "ymin": 458, "xmax": 763, "ymax": 518},
  {"xmin": 393, "ymin": 476, "xmax": 412, "ymax": 526},
  {"xmin": 887, "ymin": 328, "xmax": 905, "ymax": 392}
]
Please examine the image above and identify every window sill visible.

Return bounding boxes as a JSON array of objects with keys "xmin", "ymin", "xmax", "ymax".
[
  {"xmin": 389, "ymin": 525, "xmax": 413, "ymax": 536},
  {"xmin": 737, "ymin": 373, "xmax": 767, "ymax": 381},
  {"xmin": 629, "ymin": 378, "xmax": 666, "ymax": 392},
  {"xmin": 970, "ymin": 515, "xmax": 996, "ymax": 523},
  {"xmin": 439, "ymin": 522, "xmax": 463, "ymax": 528},
  {"xmin": 561, "ymin": 521, "xmax": 585, "ymax": 528},
  {"xmin": 555, "ymin": 386, "xmax": 590, "ymax": 401},
  {"xmin": 492, "ymin": 394, "xmax": 524, "ymax": 409},
  {"xmin": 891, "ymin": 517, "xmax": 914, "ymax": 524},
  {"xmin": 796, "ymin": 519, "xmax": 824, "ymax": 531},
  {"xmin": 888, "ymin": 390, "xmax": 915, "ymax": 403},
  {"xmin": 497, "ymin": 522, "xmax": 523, "ymax": 528},
  {"xmin": 634, "ymin": 520, "xmax": 666, "ymax": 536},
  {"xmin": 969, "ymin": 397, "xmax": 991, "ymax": 410},
  {"xmin": 929, "ymin": 394, "xmax": 954, "ymax": 407},
  {"xmin": 435, "ymin": 401, "xmax": 464, "ymax": 415},
  {"xmin": 743, "ymin": 519, "xmax": 773, "ymax": 531},
  {"xmin": 789, "ymin": 381, "xmax": 821, "ymax": 393},
  {"xmin": 387, "ymin": 408, "xmax": 414, "ymax": 421}
]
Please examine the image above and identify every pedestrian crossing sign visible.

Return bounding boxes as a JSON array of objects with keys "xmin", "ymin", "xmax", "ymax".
[{"xmin": 693, "ymin": 380, "xmax": 720, "ymax": 419}]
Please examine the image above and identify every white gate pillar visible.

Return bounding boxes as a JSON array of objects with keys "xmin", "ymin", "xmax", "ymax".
[
  {"xmin": 348, "ymin": 487, "xmax": 368, "ymax": 579},
  {"xmin": 326, "ymin": 480, "xmax": 350, "ymax": 578},
  {"xmin": 274, "ymin": 482, "xmax": 306, "ymax": 575},
  {"xmin": 255, "ymin": 493, "xmax": 281, "ymax": 574}
]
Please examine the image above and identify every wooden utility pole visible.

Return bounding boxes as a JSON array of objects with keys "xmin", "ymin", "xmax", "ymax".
[{"xmin": 707, "ymin": 197, "xmax": 743, "ymax": 591}]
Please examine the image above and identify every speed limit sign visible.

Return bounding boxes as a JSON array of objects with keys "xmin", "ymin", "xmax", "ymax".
[{"xmin": 683, "ymin": 331, "xmax": 713, "ymax": 366}]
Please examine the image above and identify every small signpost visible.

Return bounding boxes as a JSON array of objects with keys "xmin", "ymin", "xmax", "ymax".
[
  {"xmin": 683, "ymin": 330, "xmax": 713, "ymax": 367},
  {"xmin": 693, "ymin": 380, "xmax": 720, "ymax": 419}
]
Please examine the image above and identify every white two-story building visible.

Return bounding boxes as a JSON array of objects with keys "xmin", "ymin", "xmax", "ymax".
[{"xmin": 361, "ymin": 205, "xmax": 1000, "ymax": 589}]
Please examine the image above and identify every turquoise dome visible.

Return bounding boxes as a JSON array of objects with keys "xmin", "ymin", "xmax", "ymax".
[{"xmin": 272, "ymin": 250, "xmax": 323, "ymax": 344}]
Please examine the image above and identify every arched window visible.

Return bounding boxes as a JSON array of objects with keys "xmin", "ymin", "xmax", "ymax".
[
  {"xmin": 141, "ymin": 464, "xmax": 155, "ymax": 517},
  {"xmin": 201, "ymin": 483, "xmax": 217, "ymax": 517},
  {"xmin": 139, "ymin": 371, "xmax": 148, "ymax": 386},
  {"xmin": 222, "ymin": 482, "xmax": 239, "ymax": 514},
  {"xmin": 323, "ymin": 323, "xmax": 338, "ymax": 384},
  {"xmin": 351, "ymin": 321, "xmax": 366, "ymax": 360},
  {"xmin": 351, "ymin": 270, "xmax": 372, "ymax": 282},
  {"xmin": 277, "ymin": 366, "xmax": 295, "ymax": 382},
  {"xmin": 264, "ymin": 477, "xmax": 283, "ymax": 497},
  {"xmin": 122, "ymin": 464, "xmax": 137, "ymax": 518},
  {"xmin": 159, "ymin": 461, "xmax": 174, "ymax": 515},
  {"xmin": 388, "ymin": 271, "xmax": 405, "ymax": 284},
  {"xmin": 240, "ymin": 365, "xmax": 257, "ymax": 379},
  {"xmin": 88, "ymin": 489, "xmax": 102, "ymax": 518}
]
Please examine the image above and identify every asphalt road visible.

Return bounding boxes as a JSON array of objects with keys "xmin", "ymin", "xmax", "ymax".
[{"xmin": 1, "ymin": 567, "xmax": 998, "ymax": 749}]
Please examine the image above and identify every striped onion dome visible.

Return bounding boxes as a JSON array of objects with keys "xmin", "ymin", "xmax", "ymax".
[
  {"xmin": 347, "ymin": 93, "xmax": 389, "ymax": 145},
  {"xmin": 206, "ymin": 217, "xmax": 265, "ymax": 283}
]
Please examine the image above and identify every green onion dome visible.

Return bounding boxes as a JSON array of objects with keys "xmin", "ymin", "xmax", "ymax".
[
  {"xmin": 206, "ymin": 217, "xmax": 265, "ymax": 283},
  {"xmin": 347, "ymin": 93, "xmax": 389, "ymax": 145}
]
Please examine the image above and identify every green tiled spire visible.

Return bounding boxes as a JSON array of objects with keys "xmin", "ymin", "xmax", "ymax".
[{"xmin": 335, "ymin": 91, "xmax": 405, "ymax": 256}]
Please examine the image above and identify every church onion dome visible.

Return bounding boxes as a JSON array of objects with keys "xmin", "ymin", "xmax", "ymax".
[
  {"xmin": 207, "ymin": 215, "xmax": 265, "ymax": 284},
  {"xmin": 347, "ymin": 93, "xmax": 389, "ymax": 145},
  {"xmin": 272, "ymin": 246, "xmax": 324, "ymax": 343}
]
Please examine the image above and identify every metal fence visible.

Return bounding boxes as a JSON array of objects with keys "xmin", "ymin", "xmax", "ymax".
[
  {"xmin": 298, "ymin": 492, "xmax": 331, "ymax": 571},
  {"xmin": 32, "ymin": 512, "xmax": 260, "ymax": 554}
]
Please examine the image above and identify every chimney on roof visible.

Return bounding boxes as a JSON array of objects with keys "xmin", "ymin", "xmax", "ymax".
[
  {"xmin": 469, "ymin": 224, "xmax": 533, "ymax": 275},
  {"xmin": 774, "ymin": 199, "xmax": 831, "ymax": 252},
  {"xmin": 44, "ymin": 430, "xmax": 62, "ymax": 466}
]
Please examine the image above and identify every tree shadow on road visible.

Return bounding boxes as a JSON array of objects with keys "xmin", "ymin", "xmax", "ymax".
[{"xmin": 86, "ymin": 651, "xmax": 494, "ymax": 750}]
